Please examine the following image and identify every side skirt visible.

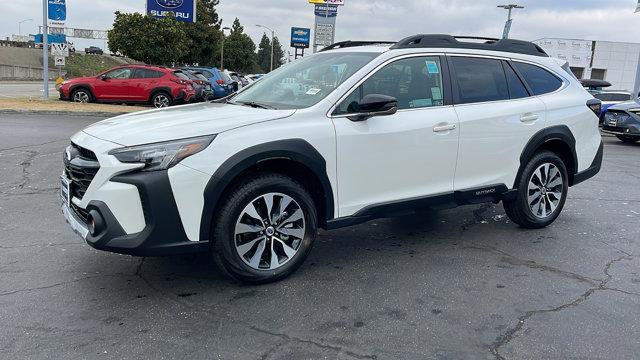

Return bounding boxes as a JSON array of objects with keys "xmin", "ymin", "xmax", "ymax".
[{"xmin": 325, "ymin": 184, "xmax": 513, "ymax": 230}]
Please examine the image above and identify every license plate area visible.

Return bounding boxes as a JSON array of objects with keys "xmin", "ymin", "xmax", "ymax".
[{"xmin": 60, "ymin": 174, "xmax": 71, "ymax": 206}]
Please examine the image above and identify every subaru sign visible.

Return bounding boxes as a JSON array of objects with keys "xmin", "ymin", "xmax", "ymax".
[
  {"xmin": 315, "ymin": 4, "xmax": 338, "ymax": 17},
  {"xmin": 147, "ymin": 0, "xmax": 197, "ymax": 22},
  {"xmin": 291, "ymin": 27, "xmax": 311, "ymax": 49},
  {"xmin": 48, "ymin": 0, "xmax": 66, "ymax": 27}
]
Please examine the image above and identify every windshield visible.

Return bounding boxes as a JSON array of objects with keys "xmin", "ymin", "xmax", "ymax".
[
  {"xmin": 194, "ymin": 73, "xmax": 209, "ymax": 81},
  {"xmin": 174, "ymin": 71, "xmax": 190, "ymax": 80},
  {"xmin": 220, "ymin": 71, "xmax": 232, "ymax": 82},
  {"xmin": 231, "ymin": 52, "xmax": 379, "ymax": 109}
]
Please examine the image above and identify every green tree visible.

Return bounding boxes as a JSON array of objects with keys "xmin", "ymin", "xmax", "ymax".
[
  {"xmin": 223, "ymin": 18, "xmax": 257, "ymax": 72},
  {"xmin": 179, "ymin": 0, "xmax": 223, "ymax": 65},
  {"xmin": 272, "ymin": 36, "xmax": 285, "ymax": 70},
  {"xmin": 256, "ymin": 33, "xmax": 272, "ymax": 73},
  {"xmin": 108, "ymin": 12, "xmax": 188, "ymax": 65}
]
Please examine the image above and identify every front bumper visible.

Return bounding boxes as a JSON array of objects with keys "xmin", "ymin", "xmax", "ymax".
[{"xmin": 62, "ymin": 171, "xmax": 209, "ymax": 256}]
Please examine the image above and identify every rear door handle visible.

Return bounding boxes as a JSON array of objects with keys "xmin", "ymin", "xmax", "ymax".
[
  {"xmin": 520, "ymin": 113, "xmax": 540, "ymax": 123},
  {"xmin": 433, "ymin": 124, "xmax": 457, "ymax": 133}
]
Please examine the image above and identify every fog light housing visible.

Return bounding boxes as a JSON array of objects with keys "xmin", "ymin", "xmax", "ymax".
[{"xmin": 87, "ymin": 210, "xmax": 104, "ymax": 236}]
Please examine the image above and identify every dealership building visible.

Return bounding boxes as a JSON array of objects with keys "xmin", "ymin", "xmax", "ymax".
[{"xmin": 533, "ymin": 38, "xmax": 640, "ymax": 91}]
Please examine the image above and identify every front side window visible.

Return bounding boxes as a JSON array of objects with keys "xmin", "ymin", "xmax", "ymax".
[
  {"xmin": 451, "ymin": 57, "xmax": 509, "ymax": 104},
  {"xmin": 513, "ymin": 62, "xmax": 563, "ymax": 95},
  {"xmin": 334, "ymin": 56, "xmax": 445, "ymax": 115},
  {"xmin": 105, "ymin": 68, "xmax": 132, "ymax": 79},
  {"xmin": 231, "ymin": 52, "xmax": 379, "ymax": 110}
]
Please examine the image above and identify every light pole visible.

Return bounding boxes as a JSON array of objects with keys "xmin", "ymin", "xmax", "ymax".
[
  {"xmin": 256, "ymin": 24, "xmax": 275, "ymax": 72},
  {"xmin": 498, "ymin": 4, "xmax": 524, "ymax": 39},
  {"xmin": 42, "ymin": 0, "xmax": 48, "ymax": 100},
  {"xmin": 18, "ymin": 19, "xmax": 33, "ymax": 36},
  {"xmin": 220, "ymin": 26, "xmax": 231, "ymax": 70}
]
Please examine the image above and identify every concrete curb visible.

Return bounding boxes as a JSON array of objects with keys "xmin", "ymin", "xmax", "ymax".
[{"xmin": 0, "ymin": 109, "xmax": 129, "ymax": 117}]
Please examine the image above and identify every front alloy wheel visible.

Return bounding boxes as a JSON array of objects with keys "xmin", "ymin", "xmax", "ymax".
[
  {"xmin": 234, "ymin": 193, "xmax": 305, "ymax": 270},
  {"xmin": 72, "ymin": 89, "xmax": 91, "ymax": 103},
  {"xmin": 212, "ymin": 174, "xmax": 317, "ymax": 284}
]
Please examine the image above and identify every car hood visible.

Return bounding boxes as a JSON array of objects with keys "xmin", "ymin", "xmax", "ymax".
[
  {"xmin": 608, "ymin": 100, "xmax": 640, "ymax": 111},
  {"xmin": 82, "ymin": 102, "xmax": 296, "ymax": 146}
]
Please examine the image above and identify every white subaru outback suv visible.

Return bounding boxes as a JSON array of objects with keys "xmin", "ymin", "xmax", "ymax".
[{"xmin": 61, "ymin": 35, "xmax": 603, "ymax": 283}]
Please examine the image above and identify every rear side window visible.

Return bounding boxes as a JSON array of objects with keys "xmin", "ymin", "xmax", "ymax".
[
  {"xmin": 503, "ymin": 62, "xmax": 529, "ymax": 99},
  {"xmin": 513, "ymin": 62, "xmax": 563, "ymax": 95},
  {"xmin": 173, "ymin": 71, "xmax": 190, "ymax": 80},
  {"xmin": 198, "ymin": 70, "xmax": 214, "ymax": 78},
  {"xmin": 451, "ymin": 57, "xmax": 509, "ymax": 104},
  {"xmin": 133, "ymin": 69, "xmax": 164, "ymax": 79}
]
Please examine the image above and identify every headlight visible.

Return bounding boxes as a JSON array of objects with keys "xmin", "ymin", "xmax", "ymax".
[{"xmin": 109, "ymin": 135, "xmax": 216, "ymax": 172}]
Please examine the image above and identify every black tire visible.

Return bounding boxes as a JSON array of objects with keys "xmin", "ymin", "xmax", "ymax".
[
  {"xmin": 71, "ymin": 88, "xmax": 93, "ymax": 103},
  {"xmin": 150, "ymin": 91, "xmax": 173, "ymax": 108},
  {"xmin": 211, "ymin": 173, "xmax": 318, "ymax": 284},
  {"xmin": 504, "ymin": 151, "xmax": 569, "ymax": 229},
  {"xmin": 616, "ymin": 135, "xmax": 640, "ymax": 144}
]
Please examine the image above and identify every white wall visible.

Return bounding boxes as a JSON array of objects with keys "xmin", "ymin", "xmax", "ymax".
[{"xmin": 534, "ymin": 38, "xmax": 640, "ymax": 92}]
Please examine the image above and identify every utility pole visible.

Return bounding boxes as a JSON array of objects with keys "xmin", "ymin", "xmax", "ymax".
[
  {"xmin": 498, "ymin": 4, "xmax": 524, "ymax": 39},
  {"xmin": 220, "ymin": 26, "xmax": 231, "ymax": 70},
  {"xmin": 42, "ymin": 0, "xmax": 49, "ymax": 100},
  {"xmin": 256, "ymin": 24, "xmax": 275, "ymax": 72}
]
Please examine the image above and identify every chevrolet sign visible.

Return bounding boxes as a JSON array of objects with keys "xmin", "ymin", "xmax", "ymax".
[{"xmin": 291, "ymin": 27, "xmax": 311, "ymax": 49}]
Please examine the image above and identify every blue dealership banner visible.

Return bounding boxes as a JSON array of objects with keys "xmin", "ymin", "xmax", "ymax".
[
  {"xmin": 147, "ymin": 0, "xmax": 197, "ymax": 23},
  {"xmin": 291, "ymin": 27, "xmax": 311, "ymax": 49},
  {"xmin": 48, "ymin": 0, "xmax": 66, "ymax": 27}
]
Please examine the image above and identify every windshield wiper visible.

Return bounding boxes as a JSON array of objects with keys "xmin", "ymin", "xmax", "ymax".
[{"xmin": 235, "ymin": 101, "xmax": 276, "ymax": 109}]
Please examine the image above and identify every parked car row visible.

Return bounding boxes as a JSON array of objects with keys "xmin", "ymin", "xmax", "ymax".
[{"xmin": 59, "ymin": 64, "xmax": 259, "ymax": 108}]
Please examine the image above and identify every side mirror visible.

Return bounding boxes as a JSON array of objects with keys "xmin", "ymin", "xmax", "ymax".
[
  {"xmin": 347, "ymin": 94, "xmax": 398, "ymax": 122},
  {"xmin": 100, "ymin": 74, "xmax": 110, "ymax": 81}
]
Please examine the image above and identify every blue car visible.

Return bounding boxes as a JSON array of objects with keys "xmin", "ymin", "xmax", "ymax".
[{"xmin": 187, "ymin": 67, "xmax": 235, "ymax": 98}]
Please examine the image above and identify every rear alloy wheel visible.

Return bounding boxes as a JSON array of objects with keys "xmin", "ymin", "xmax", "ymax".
[
  {"xmin": 616, "ymin": 135, "xmax": 640, "ymax": 144},
  {"xmin": 151, "ymin": 92, "xmax": 172, "ymax": 108},
  {"xmin": 212, "ymin": 174, "xmax": 317, "ymax": 284},
  {"xmin": 504, "ymin": 151, "xmax": 568, "ymax": 229},
  {"xmin": 72, "ymin": 89, "xmax": 92, "ymax": 103}
]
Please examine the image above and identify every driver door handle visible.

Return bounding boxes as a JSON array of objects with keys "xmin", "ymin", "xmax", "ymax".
[{"xmin": 433, "ymin": 123, "xmax": 457, "ymax": 133}]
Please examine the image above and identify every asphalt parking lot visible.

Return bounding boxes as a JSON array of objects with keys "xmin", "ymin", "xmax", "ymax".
[{"xmin": 1, "ymin": 113, "xmax": 639, "ymax": 360}]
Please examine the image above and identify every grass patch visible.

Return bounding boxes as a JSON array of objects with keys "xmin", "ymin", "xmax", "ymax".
[{"xmin": 0, "ymin": 98, "xmax": 148, "ymax": 114}]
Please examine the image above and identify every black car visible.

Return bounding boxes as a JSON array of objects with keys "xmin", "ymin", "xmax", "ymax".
[
  {"xmin": 601, "ymin": 101, "xmax": 640, "ymax": 143},
  {"xmin": 85, "ymin": 46, "xmax": 103, "ymax": 55}
]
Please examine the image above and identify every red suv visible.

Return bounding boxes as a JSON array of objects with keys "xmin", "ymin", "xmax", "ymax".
[{"xmin": 59, "ymin": 65, "xmax": 196, "ymax": 108}]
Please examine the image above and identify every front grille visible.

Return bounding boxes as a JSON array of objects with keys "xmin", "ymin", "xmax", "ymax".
[{"xmin": 64, "ymin": 143, "xmax": 100, "ymax": 200}]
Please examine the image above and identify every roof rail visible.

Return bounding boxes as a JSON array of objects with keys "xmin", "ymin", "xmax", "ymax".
[
  {"xmin": 319, "ymin": 40, "xmax": 397, "ymax": 52},
  {"xmin": 390, "ymin": 34, "xmax": 548, "ymax": 57}
]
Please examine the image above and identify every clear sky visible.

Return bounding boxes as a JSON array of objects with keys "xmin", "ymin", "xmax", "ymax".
[{"xmin": 2, "ymin": 0, "xmax": 640, "ymax": 54}]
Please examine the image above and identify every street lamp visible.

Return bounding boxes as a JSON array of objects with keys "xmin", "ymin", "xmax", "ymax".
[
  {"xmin": 497, "ymin": 4, "xmax": 524, "ymax": 39},
  {"xmin": 256, "ymin": 24, "xmax": 275, "ymax": 72},
  {"xmin": 18, "ymin": 18, "xmax": 33, "ymax": 36},
  {"xmin": 220, "ymin": 26, "xmax": 231, "ymax": 70}
]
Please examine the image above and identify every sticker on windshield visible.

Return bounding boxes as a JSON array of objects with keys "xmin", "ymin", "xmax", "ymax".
[
  {"xmin": 426, "ymin": 60, "xmax": 440, "ymax": 74},
  {"xmin": 306, "ymin": 88, "xmax": 322, "ymax": 95},
  {"xmin": 431, "ymin": 87, "xmax": 442, "ymax": 100}
]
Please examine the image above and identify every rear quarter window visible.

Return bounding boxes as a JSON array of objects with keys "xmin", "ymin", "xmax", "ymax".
[{"xmin": 513, "ymin": 62, "xmax": 563, "ymax": 95}]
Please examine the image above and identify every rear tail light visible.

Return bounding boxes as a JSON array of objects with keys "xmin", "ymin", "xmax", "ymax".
[
  {"xmin": 216, "ymin": 79, "xmax": 225, "ymax": 85},
  {"xmin": 171, "ymin": 78, "xmax": 189, "ymax": 85},
  {"xmin": 587, "ymin": 99, "xmax": 601, "ymax": 116}
]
